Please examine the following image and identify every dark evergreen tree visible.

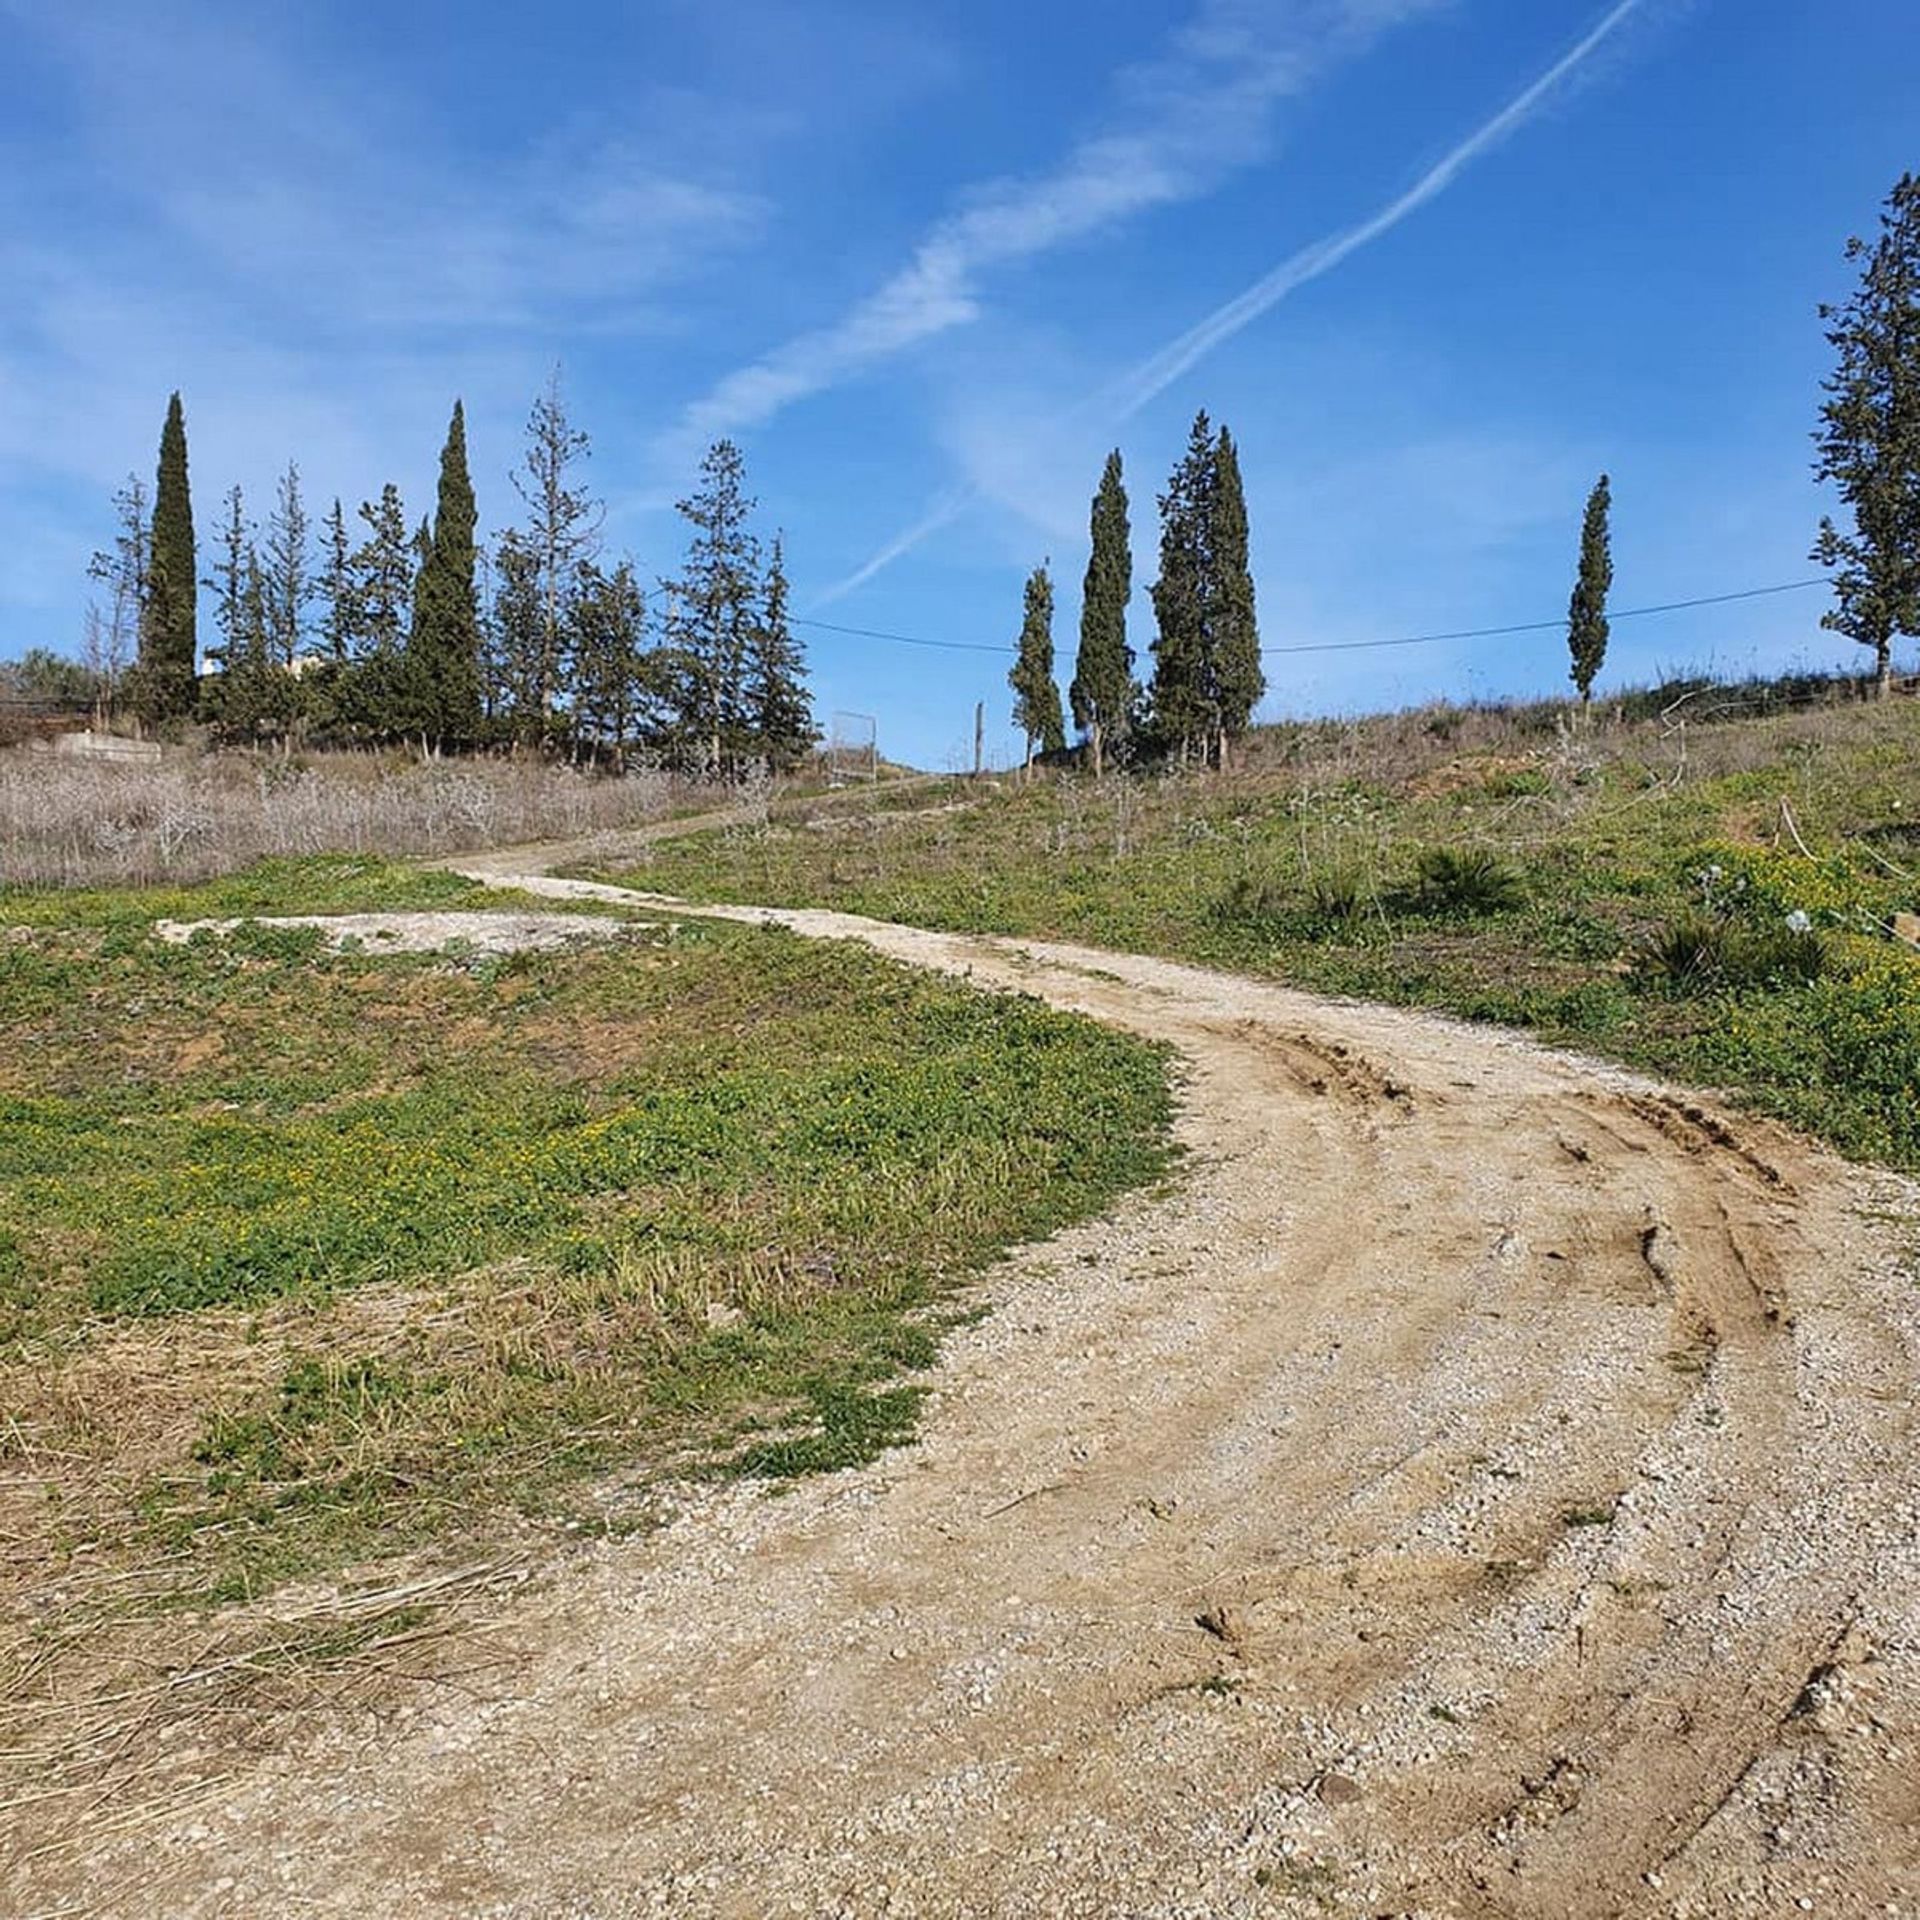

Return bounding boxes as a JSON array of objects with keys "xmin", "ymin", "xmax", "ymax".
[
  {"xmin": 227, "ymin": 552, "xmax": 279, "ymax": 740},
  {"xmin": 486, "ymin": 530, "xmax": 545, "ymax": 734},
  {"xmin": 746, "ymin": 535, "xmax": 816, "ymax": 770},
  {"xmin": 141, "ymin": 392, "xmax": 197, "ymax": 724},
  {"xmin": 511, "ymin": 367, "xmax": 602, "ymax": 734},
  {"xmin": 1148, "ymin": 413, "xmax": 1264, "ymax": 765},
  {"xmin": 1813, "ymin": 173, "xmax": 1920, "ymax": 697},
  {"xmin": 633, "ymin": 642, "xmax": 703, "ymax": 760},
  {"xmin": 204, "ymin": 484, "xmax": 248, "ymax": 684},
  {"xmin": 201, "ymin": 485, "xmax": 280, "ymax": 738},
  {"xmin": 1209, "ymin": 425, "xmax": 1263, "ymax": 764},
  {"xmin": 341, "ymin": 483, "xmax": 412, "ymax": 734},
  {"xmin": 668, "ymin": 439, "xmax": 761, "ymax": 775},
  {"xmin": 318, "ymin": 498, "xmax": 357, "ymax": 665},
  {"xmin": 262, "ymin": 461, "xmax": 311, "ymax": 671},
  {"xmin": 1567, "ymin": 473, "xmax": 1613, "ymax": 705},
  {"xmin": 570, "ymin": 559, "xmax": 648, "ymax": 770},
  {"xmin": 403, "ymin": 400, "xmax": 482, "ymax": 750},
  {"xmin": 1148, "ymin": 411, "xmax": 1214, "ymax": 761},
  {"xmin": 1009, "ymin": 561, "xmax": 1064, "ymax": 774},
  {"xmin": 1070, "ymin": 450, "xmax": 1136, "ymax": 777}
]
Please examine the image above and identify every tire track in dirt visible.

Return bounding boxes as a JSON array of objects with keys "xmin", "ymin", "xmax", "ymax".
[{"xmin": 27, "ymin": 873, "xmax": 1920, "ymax": 1919}]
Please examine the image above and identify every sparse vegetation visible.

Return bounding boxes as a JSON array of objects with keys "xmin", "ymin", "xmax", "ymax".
[
  {"xmin": 592, "ymin": 679, "xmax": 1920, "ymax": 1168},
  {"xmin": 0, "ymin": 748, "xmax": 685, "ymax": 888}
]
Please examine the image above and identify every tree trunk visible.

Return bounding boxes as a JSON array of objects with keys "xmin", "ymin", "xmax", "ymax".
[
  {"xmin": 1878, "ymin": 641, "xmax": 1892, "ymax": 700},
  {"xmin": 1090, "ymin": 719, "xmax": 1103, "ymax": 782}
]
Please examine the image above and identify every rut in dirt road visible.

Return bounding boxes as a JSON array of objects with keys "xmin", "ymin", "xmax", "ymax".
[{"xmin": 32, "ymin": 870, "xmax": 1920, "ymax": 1920}]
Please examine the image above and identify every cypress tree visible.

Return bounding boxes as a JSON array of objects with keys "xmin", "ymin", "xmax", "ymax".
[
  {"xmin": 142, "ymin": 392, "xmax": 197, "ymax": 724},
  {"xmin": 1009, "ymin": 562, "xmax": 1065, "ymax": 774},
  {"xmin": 405, "ymin": 401, "xmax": 482, "ymax": 751},
  {"xmin": 1812, "ymin": 173, "xmax": 1920, "ymax": 697},
  {"xmin": 1567, "ymin": 473, "xmax": 1613, "ymax": 705},
  {"xmin": 1209, "ymin": 425, "xmax": 1263, "ymax": 764},
  {"xmin": 1070, "ymin": 450, "xmax": 1136, "ymax": 778},
  {"xmin": 747, "ymin": 534, "xmax": 817, "ymax": 770},
  {"xmin": 1148, "ymin": 411, "xmax": 1215, "ymax": 762}
]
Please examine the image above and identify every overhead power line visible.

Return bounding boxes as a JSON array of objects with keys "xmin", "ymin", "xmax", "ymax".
[
  {"xmin": 790, "ymin": 577, "xmax": 1830, "ymax": 662},
  {"xmin": 788, "ymin": 615, "xmax": 1014, "ymax": 656},
  {"xmin": 1260, "ymin": 578, "xmax": 1830, "ymax": 657}
]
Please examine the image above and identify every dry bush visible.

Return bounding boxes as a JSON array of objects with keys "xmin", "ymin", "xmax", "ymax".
[{"xmin": 0, "ymin": 749, "xmax": 690, "ymax": 889}]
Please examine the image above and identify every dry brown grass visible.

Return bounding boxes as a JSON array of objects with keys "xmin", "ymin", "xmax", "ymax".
[{"xmin": 0, "ymin": 747, "xmax": 692, "ymax": 888}]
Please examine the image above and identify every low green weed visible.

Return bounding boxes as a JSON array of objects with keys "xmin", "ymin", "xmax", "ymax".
[{"xmin": 5, "ymin": 897, "xmax": 1173, "ymax": 1604}]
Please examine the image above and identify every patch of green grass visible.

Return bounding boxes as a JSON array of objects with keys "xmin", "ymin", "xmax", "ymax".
[
  {"xmin": 0, "ymin": 852, "xmax": 503, "ymax": 928},
  {"xmin": 5, "ymin": 883, "xmax": 1173, "ymax": 1605},
  {"xmin": 591, "ymin": 695, "xmax": 1920, "ymax": 1172}
]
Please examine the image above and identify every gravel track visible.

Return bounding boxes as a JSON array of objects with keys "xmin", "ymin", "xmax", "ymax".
[{"xmin": 29, "ymin": 864, "xmax": 1920, "ymax": 1919}]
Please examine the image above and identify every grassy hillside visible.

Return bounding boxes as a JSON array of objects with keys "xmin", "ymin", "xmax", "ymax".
[{"xmin": 594, "ymin": 688, "xmax": 1920, "ymax": 1168}]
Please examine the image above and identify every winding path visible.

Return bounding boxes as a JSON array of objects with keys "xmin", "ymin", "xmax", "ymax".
[{"xmin": 39, "ymin": 861, "xmax": 1920, "ymax": 1917}]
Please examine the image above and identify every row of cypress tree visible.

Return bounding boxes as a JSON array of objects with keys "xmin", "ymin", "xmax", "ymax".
[
  {"xmin": 90, "ymin": 385, "xmax": 817, "ymax": 770},
  {"xmin": 1010, "ymin": 410, "xmax": 1267, "ymax": 774}
]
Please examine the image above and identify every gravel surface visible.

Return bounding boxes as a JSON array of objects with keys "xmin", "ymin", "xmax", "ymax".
[
  {"xmin": 22, "ymin": 861, "xmax": 1919, "ymax": 1920},
  {"xmin": 151, "ymin": 909, "xmax": 650, "ymax": 955}
]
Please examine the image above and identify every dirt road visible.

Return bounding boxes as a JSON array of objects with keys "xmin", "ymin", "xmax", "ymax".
[{"xmin": 32, "ymin": 872, "xmax": 1920, "ymax": 1918}]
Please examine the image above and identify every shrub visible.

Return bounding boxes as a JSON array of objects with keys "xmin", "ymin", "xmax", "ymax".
[
  {"xmin": 1308, "ymin": 868, "xmax": 1370, "ymax": 927},
  {"xmin": 1640, "ymin": 913, "xmax": 1828, "ymax": 993},
  {"xmin": 1212, "ymin": 866, "xmax": 1372, "ymax": 938},
  {"xmin": 1407, "ymin": 848, "xmax": 1526, "ymax": 918},
  {"xmin": 1644, "ymin": 911, "xmax": 1731, "ymax": 990}
]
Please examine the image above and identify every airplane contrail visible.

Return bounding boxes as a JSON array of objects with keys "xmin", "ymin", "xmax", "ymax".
[{"xmin": 816, "ymin": 0, "xmax": 1648, "ymax": 608}]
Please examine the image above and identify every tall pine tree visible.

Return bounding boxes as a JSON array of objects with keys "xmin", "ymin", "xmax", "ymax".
[
  {"xmin": 510, "ymin": 367, "xmax": 602, "ymax": 736},
  {"xmin": 747, "ymin": 535, "xmax": 816, "ymax": 770},
  {"xmin": 668, "ymin": 439, "xmax": 761, "ymax": 776},
  {"xmin": 570, "ymin": 559, "xmax": 648, "ymax": 770},
  {"xmin": 1070, "ymin": 450, "xmax": 1136, "ymax": 777},
  {"xmin": 262, "ymin": 461, "xmax": 311, "ymax": 672},
  {"xmin": 141, "ymin": 392, "xmax": 197, "ymax": 725},
  {"xmin": 342, "ymin": 484, "xmax": 412, "ymax": 735},
  {"xmin": 404, "ymin": 400, "xmax": 482, "ymax": 751},
  {"xmin": 1567, "ymin": 473, "xmax": 1613, "ymax": 706},
  {"xmin": 1009, "ymin": 562, "xmax": 1064, "ymax": 775},
  {"xmin": 487, "ymin": 530, "xmax": 545, "ymax": 734},
  {"xmin": 318, "ymin": 499, "xmax": 357, "ymax": 665},
  {"xmin": 1812, "ymin": 173, "xmax": 1920, "ymax": 697}
]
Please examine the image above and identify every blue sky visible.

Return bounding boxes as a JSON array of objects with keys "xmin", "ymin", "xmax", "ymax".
[{"xmin": 1, "ymin": 0, "xmax": 1913, "ymax": 769}]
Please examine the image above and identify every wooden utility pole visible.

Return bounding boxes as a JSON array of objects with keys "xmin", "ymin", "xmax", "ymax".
[{"xmin": 973, "ymin": 701, "xmax": 984, "ymax": 778}]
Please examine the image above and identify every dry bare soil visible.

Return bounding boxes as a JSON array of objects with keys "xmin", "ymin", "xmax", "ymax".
[{"xmin": 22, "ymin": 855, "xmax": 1920, "ymax": 1919}]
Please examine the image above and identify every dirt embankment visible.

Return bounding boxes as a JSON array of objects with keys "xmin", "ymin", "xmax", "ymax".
[{"xmin": 21, "ymin": 866, "xmax": 1919, "ymax": 1920}]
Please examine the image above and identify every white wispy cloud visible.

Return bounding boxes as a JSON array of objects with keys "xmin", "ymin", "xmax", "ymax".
[
  {"xmin": 657, "ymin": 0, "xmax": 1449, "ymax": 462},
  {"xmin": 820, "ymin": 0, "xmax": 1650, "ymax": 604},
  {"xmin": 0, "ymin": 0, "xmax": 780, "ymax": 634}
]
